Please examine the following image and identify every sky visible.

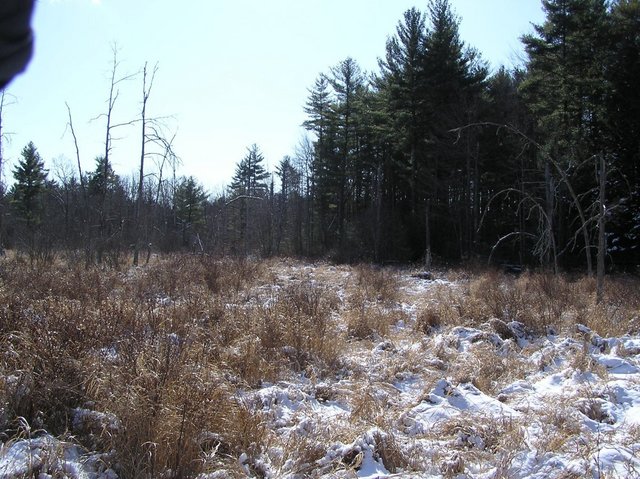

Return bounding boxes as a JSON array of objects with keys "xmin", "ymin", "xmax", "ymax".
[{"xmin": 1, "ymin": 0, "xmax": 545, "ymax": 194}]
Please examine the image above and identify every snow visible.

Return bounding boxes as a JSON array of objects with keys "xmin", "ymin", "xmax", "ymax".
[
  {"xmin": 0, "ymin": 435, "xmax": 116, "ymax": 479},
  {"xmin": 2, "ymin": 263, "xmax": 640, "ymax": 478}
]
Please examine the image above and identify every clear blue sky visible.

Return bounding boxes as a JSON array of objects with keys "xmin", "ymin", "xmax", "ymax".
[{"xmin": 2, "ymin": 0, "xmax": 544, "ymax": 193}]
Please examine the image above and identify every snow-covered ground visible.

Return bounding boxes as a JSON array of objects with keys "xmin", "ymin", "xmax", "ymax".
[{"xmin": 1, "ymin": 262, "xmax": 639, "ymax": 478}]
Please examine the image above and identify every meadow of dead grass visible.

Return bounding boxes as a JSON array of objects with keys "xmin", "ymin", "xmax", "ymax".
[{"xmin": 0, "ymin": 253, "xmax": 638, "ymax": 478}]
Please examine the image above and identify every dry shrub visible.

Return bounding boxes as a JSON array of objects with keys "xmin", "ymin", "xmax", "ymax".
[
  {"xmin": 474, "ymin": 272, "xmax": 528, "ymax": 322},
  {"xmin": 223, "ymin": 333, "xmax": 281, "ymax": 387},
  {"xmin": 275, "ymin": 432, "xmax": 327, "ymax": 477},
  {"xmin": 514, "ymin": 273, "xmax": 585, "ymax": 334},
  {"xmin": 87, "ymin": 327, "xmax": 269, "ymax": 478},
  {"xmin": 214, "ymin": 256, "xmax": 266, "ymax": 298},
  {"xmin": 457, "ymin": 271, "xmax": 616, "ymax": 336},
  {"xmin": 0, "ymin": 306, "xmax": 87, "ymax": 435},
  {"xmin": 0, "ymin": 254, "xmax": 278, "ymax": 478},
  {"xmin": 345, "ymin": 284, "xmax": 407, "ymax": 341},
  {"xmin": 372, "ymin": 430, "xmax": 408, "ymax": 473},
  {"xmin": 433, "ymin": 414, "xmax": 523, "ymax": 455},
  {"xmin": 415, "ymin": 305, "xmax": 442, "ymax": 335},
  {"xmin": 235, "ymin": 281, "xmax": 345, "ymax": 379},
  {"xmin": 349, "ymin": 386, "xmax": 385, "ymax": 426},
  {"xmin": 353, "ymin": 264, "xmax": 399, "ymax": 304},
  {"xmin": 276, "ymin": 282, "xmax": 340, "ymax": 369},
  {"xmin": 450, "ymin": 343, "xmax": 511, "ymax": 395},
  {"xmin": 433, "ymin": 284, "xmax": 490, "ymax": 327},
  {"xmin": 345, "ymin": 302, "xmax": 403, "ymax": 341},
  {"xmin": 533, "ymin": 402, "xmax": 583, "ymax": 454}
]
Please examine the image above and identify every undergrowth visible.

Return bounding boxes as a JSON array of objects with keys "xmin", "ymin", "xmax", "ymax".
[{"xmin": 0, "ymin": 254, "xmax": 637, "ymax": 478}]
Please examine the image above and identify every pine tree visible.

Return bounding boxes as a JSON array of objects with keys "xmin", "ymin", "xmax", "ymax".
[
  {"xmin": 11, "ymin": 141, "xmax": 48, "ymax": 227},
  {"xmin": 88, "ymin": 156, "xmax": 119, "ymax": 197},
  {"xmin": 421, "ymin": 0, "xmax": 487, "ymax": 261},
  {"xmin": 328, "ymin": 57, "xmax": 365, "ymax": 252},
  {"xmin": 230, "ymin": 144, "xmax": 269, "ymax": 197},
  {"xmin": 275, "ymin": 156, "xmax": 301, "ymax": 253},
  {"xmin": 230, "ymin": 144, "xmax": 269, "ymax": 254},
  {"xmin": 303, "ymin": 75, "xmax": 338, "ymax": 251},
  {"xmin": 174, "ymin": 176, "xmax": 207, "ymax": 247},
  {"xmin": 521, "ymin": 0, "xmax": 609, "ymax": 158},
  {"xmin": 378, "ymin": 7, "xmax": 428, "ymax": 217},
  {"xmin": 604, "ymin": 0, "xmax": 640, "ymax": 264},
  {"xmin": 520, "ymin": 0, "xmax": 610, "ymax": 272}
]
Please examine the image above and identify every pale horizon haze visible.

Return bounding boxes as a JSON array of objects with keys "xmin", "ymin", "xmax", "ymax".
[{"xmin": 1, "ymin": 0, "xmax": 545, "ymax": 194}]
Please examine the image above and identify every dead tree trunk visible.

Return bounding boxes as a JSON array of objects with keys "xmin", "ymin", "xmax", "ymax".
[
  {"xmin": 133, "ymin": 62, "xmax": 157, "ymax": 266},
  {"xmin": 92, "ymin": 45, "xmax": 135, "ymax": 266},
  {"xmin": 425, "ymin": 198, "xmax": 432, "ymax": 270},
  {"xmin": 596, "ymin": 154, "xmax": 606, "ymax": 304}
]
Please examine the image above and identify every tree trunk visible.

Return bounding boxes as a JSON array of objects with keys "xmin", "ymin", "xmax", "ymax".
[
  {"xmin": 596, "ymin": 154, "xmax": 606, "ymax": 304},
  {"xmin": 133, "ymin": 62, "xmax": 156, "ymax": 266},
  {"xmin": 425, "ymin": 198, "xmax": 432, "ymax": 270},
  {"xmin": 544, "ymin": 160, "xmax": 558, "ymax": 273}
]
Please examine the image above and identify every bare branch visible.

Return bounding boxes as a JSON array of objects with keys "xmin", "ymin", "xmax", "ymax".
[
  {"xmin": 64, "ymin": 102, "xmax": 85, "ymax": 192},
  {"xmin": 488, "ymin": 231, "xmax": 536, "ymax": 265}
]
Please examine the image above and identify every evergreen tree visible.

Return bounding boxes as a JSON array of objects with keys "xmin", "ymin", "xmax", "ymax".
[
  {"xmin": 378, "ymin": 7, "xmax": 428, "ymax": 216},
  {"xmin": 88, "ymin": 156, "xmax": 119, "ymax": 197},
  {"xmin": 521, "ymin": 0, "xmax": 609, "ymax": 158},
  {"xmin": 421, "ymin": 0, "xmax": 487, "ymax": 261},
  {"xmin": 230, "ymin": 143, "xmax": 269, "ymax": 197},
  {"xmin": 303, "ymin": 75, "xmax": 338, "ymax": 251},
  {"xmin": 11, "ymin": 141, "xmax": 48, "ymax": 227},
  {"xmin": 604, "ymin": 0, "xmax": 640, "ymax": 264},
  {"xmin": 230, "ymin": 144, "xmax": 270, "ymax": 254},
  {"xmin": 521, "ymin": 0, "xmax": 610, "ymax": 271},
  {"xmin": 86, "ymin": 155, "xmax": 126, "ymax": 264},
  {"xmin": 328, "ymin": 57, "xmax": 366, "ymax": 252},
  {"xmin": 274, "ymin": 156, "xmax": 300, "ymax": 254},
  {"xmin": 174, "ymin": 176, "xmax": 207, "ymax": 247}
]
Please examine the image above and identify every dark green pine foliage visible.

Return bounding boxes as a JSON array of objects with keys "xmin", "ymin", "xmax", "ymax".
[
  {"xmin": 327, "ymin": 57, "xmax": 366, "ymax": 253},
  {"xmin": 231, "ymin": 143, "xmax": 269, "ymax": 197},
  {"xmin": 230, "ymin": 144, "xmax": 270, "ymax": 254},
  {"xmin": 605, "ymin": 0, "xmax": 640, "ymax": 263},
  {"xmin": 174, "ymin": 176, "xmax": 207, "ymax": 247},
  {"xmin": 274, "ymin": 156, "xmax": 301, "ymax": 254},
  {"xmin": 378, "ymin": 7, "xmax": 428, "ymax": 217},
  {"xmin": 479, "ymin": 67, "xmax": 540, "ymax": 264},
  {"xmin": 303, "ymin": 74, "xmax": 337, "ymax": 250},
  {"xmin": 11, "ymin": 141, "xmax": 48, "ymax": 227},
  {"xmin": 521, "ymin": 0, "xmax": 609, "ymax": 160},
  {"xmin": 88, "ymin": 156, "xmax": 119, "ymax": 197},
  {"xmin": 421, "ymin": 0, "xmax": 487, "ymax": 261},
  {"xmin": 520, "ymin": 0, "xmax": 610, "ymax": 269}
]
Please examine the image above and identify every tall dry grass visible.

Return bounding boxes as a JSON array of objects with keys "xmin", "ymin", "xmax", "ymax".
[
  {"xmin": 416, "ymin": 269, "xmax": 639, "ymax": 338},
  {"xmin": 0, "ymin": 254, "xmax": 638, "ymax": 478},
  {"xmin": 0, "ymin": 254, "xmax": 351, "ymax": 477}
]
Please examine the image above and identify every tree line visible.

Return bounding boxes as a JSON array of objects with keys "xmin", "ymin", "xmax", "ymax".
[{"xmin": 1, "ymin": 0, "xmax": 638, "ymax": 273}]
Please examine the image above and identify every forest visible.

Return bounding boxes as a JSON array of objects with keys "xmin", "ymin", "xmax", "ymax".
[{"xmin": 1, "ymin": 0, "xmax": 639, "ymax": 274}]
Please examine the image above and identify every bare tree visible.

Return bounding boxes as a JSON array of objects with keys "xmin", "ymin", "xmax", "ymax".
[
  {"xmin": 64, "ymin": 102, "xmax": 85, "ymax": 193},
  {"xmin": 133, "ymin": 61, "xmax": 158, "ymax": 266},
  {"xmin": 94, "ymin": 45, "xmax": 136, "ymax": 177},
  {"xmin": 0, "ymin": 90, "xmax": 16, "ymax": 248},
  {"xmin": 90, "ymin": 44, "xmax": 136, "ymax": 265}
]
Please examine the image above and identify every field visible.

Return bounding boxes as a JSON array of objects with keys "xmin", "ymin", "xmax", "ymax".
[{"xmin": 0, "ymin": 254, "xmax": 639, "ymax": 478}]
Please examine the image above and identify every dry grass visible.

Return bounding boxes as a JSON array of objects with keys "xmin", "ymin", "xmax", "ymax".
[
  {"xmin": 417, "ymin": 269, "xmax": 639, "ymax": 339},
  {"xmin": 0, "ymin": 254, "xmax": 638, "ymax": 478}
]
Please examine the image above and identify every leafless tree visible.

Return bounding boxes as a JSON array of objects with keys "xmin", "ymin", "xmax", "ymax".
[
  {"xmin": 133, "ymin": 61, "xmax": 158, "ymax": 266},
  {"xmin": 89, "ymin": 44, "xmax": 136, "ymax": 265},
  {"xmin": 64, "ymin": 102, "xmax": 85, "ymax": 193}
]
